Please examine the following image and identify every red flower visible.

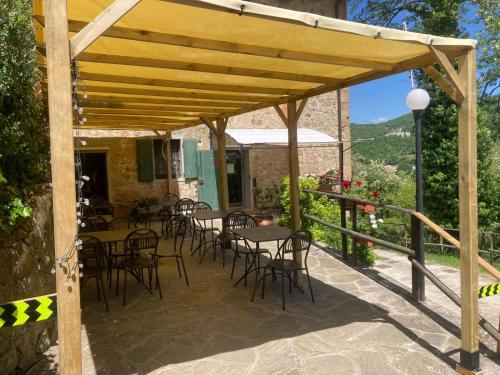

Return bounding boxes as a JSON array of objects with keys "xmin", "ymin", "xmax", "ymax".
[
  {"xmin": 371, "ymin": 191, "xmax": 380, "ymax": 198},
  {"xmin": 355, "ymin": 180, "xmax": 362, "ymax": 187},
  {"xmin": 342, "ymin": 180, "xmax": 351, "ymax": 189}
]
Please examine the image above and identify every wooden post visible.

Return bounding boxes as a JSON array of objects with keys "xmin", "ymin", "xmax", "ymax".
[
  {"xmin": 287, "ymin": 102, "xmax": 300, "ymax": 232},
  {"xmin": 456, "ymin": 49, "xmax": 480, "ymax": 375},
  {"xmin": 351, "ymin": 207, "xmax": 357, "ymax": 267},
  {"xmin": 216, "ymin": 118, "xmax": 229, "ymax": 210},
  {"xmin": 44, "ymin": 0, "xmax": 82, "ymax": 374},
  {"xmin": 165, "ymin": 132, "xmax": 172, "ymax": 194}
]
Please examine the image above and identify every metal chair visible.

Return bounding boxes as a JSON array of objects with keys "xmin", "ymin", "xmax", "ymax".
[
  {"xmin": 130, "ymin": 205, "xmax": 151, "ymax": 228},
  {"xmin": 154, "ymin": 215, "xmax": 190, "ymax": 287},
  {"xmin": 82, "ymin": 205, "xmax": 96, "ymax": 217},
  {"xmin": 190, "ymin": 201, "xmax": 219, "ymax": 257},
  {"xmin": 117, "ymin": 228, "xmax": 161, "ymax": 305},
  {"xmin": 109, "ymin": 216, "xmax": 137, "ymax": 230},
  {"xmin": 79, "ymin": 235, "xmax": 109, "ymax": 311},
  {"xmin": 168, "ymin": 198, "xmax": 195, "ymax": 236},
  {"xmin": 93, "ymin": 201, "xmax": 114, "ymax": 216},
  {"xmin": 85, "ymin": 215, "xmax": 108, "ymax": 231},
  {"xmin": 80, "ymin": 218, "xmax": 97, "ymax": 233},
  {"xmin": 252, "ymin": 230, "xmax": 314, "ymax": 310}
]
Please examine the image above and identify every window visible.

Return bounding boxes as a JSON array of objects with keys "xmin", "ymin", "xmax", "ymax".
[
  {"xmin": 153, "ymin": 139, "xmax": 167, "ymax": 179},
  {"xmin": 137, "ymin": 139, "xmax": 184, "ymax": 181},
  {"xmin": 170, "ymin": 139, "xmax": 181, "ymax": 179}
]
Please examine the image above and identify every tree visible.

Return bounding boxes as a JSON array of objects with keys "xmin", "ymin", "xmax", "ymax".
[
  {"xmin": 0, "ymin": 0, "xmax": 49, "ymax": 231},
  {"xmin": 350, "ymin": 0, "xmax": 500, "ymax": 229}
]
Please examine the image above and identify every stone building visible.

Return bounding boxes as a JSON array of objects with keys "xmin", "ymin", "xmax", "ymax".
[{"xmin": 77, "ymin": 0, "xmax": 351, "ymax": 211}]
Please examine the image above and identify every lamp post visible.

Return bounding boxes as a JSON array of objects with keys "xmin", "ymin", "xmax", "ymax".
[{"xmin": 406, "ymin": 88, "xmax": 430, "ymax": 302}]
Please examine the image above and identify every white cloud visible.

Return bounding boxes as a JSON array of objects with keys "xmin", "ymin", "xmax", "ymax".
[{"xmin": 370, "ymin": 116, "xmax": 389, "ymax": 124}]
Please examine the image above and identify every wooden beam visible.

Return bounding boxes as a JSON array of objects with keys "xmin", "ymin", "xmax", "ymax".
[
  {"xmin": 85, "ymin": 113, "xmax": 196, "ymax": 122},
  {"xmin": 457, "ymin": 49, "xmax": 480, "ymax": 373},
  {"xmin": 70, "ymin": 50, "xmax": 340, "ymax": 85},
  {"xmin": 70, "ymin": 0, "xmax": 142, "ymax": 58},
  {"xmin": 42, "ymin": 17, "xmax": 397, "ymax": 72},
  {"xmin": 430, "ymin": 46, "xmax": 466, "ymax": 102},
  {"xmin": 44, "ymin": 0, "xmax": 82, "ymax": 373},
  {"xmin": 73, "ymin": 71, "xmax": 310, "ymax": 96},
  {"xmin": 216, "ymin": 118, "xmax": 229, "ymax": 210},
  {"xmin": 296, "ymin": 98, "xmax": 309, "ymax": 120},
  {"xmin": 85, "ymin": 108, "xmax": 215, "ymax": 117},
  {"xmin": 76, "ymin": 84, "xmax": 278, "ymax": 102},
  {"xmin": 82, "ymin": 123, "xmax": 190, "ymax": 130},
  {"xmin": 273, "ymin": 105, "xmax": 287, "ymax": 126},
  {"xmin": 81, "ymin": 101, "xmax": 224, "ymax": 113},
  {"xmin": 79, "ymin": 93, "xmax": 249, "ymax": 107},
  {"xmin": 200, "ymin": 117, "xmax": 218, "ymax": 136},
  {"xmin": 422, "ymin": 65, "xmax": 461, "ymax": 103}
]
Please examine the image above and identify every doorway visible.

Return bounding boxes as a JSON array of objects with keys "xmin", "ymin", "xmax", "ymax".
[
  {"xmin": 78, "ymin": 152, "xmax": 109, "ymax": 200},
  {"xmin": 226, "ymin": 150, "xmax": 242, "ymax": 206}
]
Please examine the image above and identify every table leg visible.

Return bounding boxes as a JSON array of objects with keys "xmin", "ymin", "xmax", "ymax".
[{"xmin": 234, "ymin": 241, "xmax": 259, "ymax": 287}]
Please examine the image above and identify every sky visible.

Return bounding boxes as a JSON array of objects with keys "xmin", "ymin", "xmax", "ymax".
[{"xmin": 348, "ymin": 4, "xmax": 482, "ymax": 124}]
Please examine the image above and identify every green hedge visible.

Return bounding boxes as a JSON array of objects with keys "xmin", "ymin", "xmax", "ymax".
[{"xmin": 0, "ymin": 0, "xmax": 49, "ymax": 232}]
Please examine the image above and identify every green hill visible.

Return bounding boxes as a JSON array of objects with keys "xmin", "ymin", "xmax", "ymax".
[{"xmin": 350, "ymin": 113, "xmax": 415, "ymax": 172}]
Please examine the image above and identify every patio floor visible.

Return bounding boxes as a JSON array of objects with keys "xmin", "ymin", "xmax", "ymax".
[{"xmin": 30, "ymin": 226, "xmax": 499, "ymax": 374}]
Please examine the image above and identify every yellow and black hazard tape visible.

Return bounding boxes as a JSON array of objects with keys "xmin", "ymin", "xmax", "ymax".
[
  {"xmin": 0, "ymin": 294, "xmax": 57, "ymax": 328},
  {"xmin": 478, "ymin": 283, "xmax": 500, "ymax": 299}
]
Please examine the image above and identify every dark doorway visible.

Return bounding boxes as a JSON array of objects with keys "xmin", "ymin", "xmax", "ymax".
[
  {"xmin": 79, "ymin": 152, "xmax": 108, "ymax": 200},
  {"xmin": 226, "ymin": 150, "xmax": 242, "ymax": 206}
]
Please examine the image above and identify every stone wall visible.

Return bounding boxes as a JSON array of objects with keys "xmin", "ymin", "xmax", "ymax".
[{"xmin": 0, "ymin": 187, "xmax": 56, "ymax": 374}]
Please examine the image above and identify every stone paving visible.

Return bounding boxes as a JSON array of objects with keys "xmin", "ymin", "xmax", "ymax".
[{"xmin": 29, "ymin": 230, "xmax": 500, "ymax": 374}]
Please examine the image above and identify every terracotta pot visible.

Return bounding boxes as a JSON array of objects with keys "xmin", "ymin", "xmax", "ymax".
[
  {"xmin": 254, "ymin": 214, "xmax": 274, "ymax": 227},
  {"xmin": 358, "ymin": 239, "xmax": 374, "ymax": 248},
  {"xmin": 318, "ymin": 184, "xmax": 334, "ymax": 193},
  {"xmin": 357, "ymin": 203, "xmax": 376, "ymax": 214}
]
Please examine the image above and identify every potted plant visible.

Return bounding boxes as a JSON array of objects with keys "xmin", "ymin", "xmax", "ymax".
[
  {"xmin": 341, "ymin": 180, "xmax": 380, "ymax": 213},
  {"xmin": 253, "ymin": 186, "xmax": 276, "ymax": 226},
  {"xmin": 317, "ymin": 168, "xmax": 342, "ymax": 193}
]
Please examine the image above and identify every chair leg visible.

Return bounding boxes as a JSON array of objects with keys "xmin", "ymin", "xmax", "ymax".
[
  {"xmin": 289, "ymin": 272, "xmax": 292, "ymax": 294},
  {"xmin": 122, "ymin": 268, "xmax": 128, "ymax": 306},
  {"xmin": 115, "ymin": 267, "xmax": 120, "ymax": 296},
  {"xmin": 147, "ymin": 267, "xmax": 152, "ymax": 291},
  {"xmin": 179, "ymin": 255, "xmax": 189, "ymax": 287},
  {"xmin": 244, "ymin": 254, "xmax": 249, "ymax": 287},
  {"xmin": 305, "ymin": 268, "xmax": 315, "ymax": 303},
  {"xmin": 281, "ymin": 271, "xmax": 286, "ymax": 310},
  {"xmin": 251, "ymin": 268, "xmax": 265, "ymax": 302},
  {"xmin": 175, "ymin": 257, "xmax": 182, "ymax": 278},
  {"xmin": 155, "ymin": 264, "xmax": 162, "ymax": 300},
  {"xmin": 261, "ymin": 268, "xmax": 268, "ymax": 299},
  {"xmin": 95, "ymin": 277, "xmax": 101, "ymax": 302},
  {"xmin": 98, "ymin": 272, "xmax": 109, "ymax": 312},
  {"xmin": 230, "ymin": 250, "xmax": 238, "ymax": 279}
]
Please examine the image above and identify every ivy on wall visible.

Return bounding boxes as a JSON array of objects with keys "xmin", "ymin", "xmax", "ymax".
[{"xmin": 0, "ymin": 0, "xmax": 49, "ymax": 232}]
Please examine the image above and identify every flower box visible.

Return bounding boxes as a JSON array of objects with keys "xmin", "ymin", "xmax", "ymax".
[{"xmin": 344, "ymin": 200, "xmax": 376, "ymax": 214}]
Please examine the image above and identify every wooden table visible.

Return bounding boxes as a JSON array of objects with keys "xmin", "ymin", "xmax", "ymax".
[{"xmin": 231, "ymin": 225, "xmax": 292, "ymax": 287}]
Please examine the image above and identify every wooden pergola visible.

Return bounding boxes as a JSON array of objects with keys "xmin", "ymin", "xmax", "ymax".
[{"xmin": 34, "ymin": 0, "xmax": 481, "ymax": 373}]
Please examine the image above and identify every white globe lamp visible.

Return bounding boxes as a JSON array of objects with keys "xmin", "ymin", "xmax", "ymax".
[{"xmin": 406, "ymin": 88, "xmax": 430, "ymax": 111}]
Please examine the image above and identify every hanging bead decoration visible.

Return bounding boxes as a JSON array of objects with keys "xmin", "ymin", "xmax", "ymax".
[{"xmin": 51, "ymin": 60, "xmax": 87, "ymax": 285}]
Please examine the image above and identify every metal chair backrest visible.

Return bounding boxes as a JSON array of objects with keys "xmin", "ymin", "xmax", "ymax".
[
  {"xmin": 174, "ymin": 198, "xmax": 195, "ymax": 216},
  {"xmin": 86, "ymin": 215, "xmax": 108, "ymax": 231},
  {"xmin": 193, "ymin": 201, "xmax": 212, "ymax": 212},
  {"xmin": 79, "ymin": 235, "xmax": 106, "ymax": 270},
  {"xmin": 89, "ymin": 195, "xmax": 106, "ymax": 206},
  {"xmin": 224, "ymin": 211, "xmax": 257, "ymax": 230},
  {"xmin": 124, "ymin": 228, "xmax": 159, "ymax": 258},
  {"xmin": 82, "ymin": 205, "xmax": 96, "ymax": 217},
  {"xmin": 130, "ymin": 205, "xmax": 151, "ymax": 227},
  {"xmin": 93, "ymin": 201, "xmax": 114, "ymax": 216},
  {"xmin": 278, "ymin": 230, "xmax": 312, "ymax": 262},
  {"xmin": 80, "ymin": 218, "xmax": 97, "ymax": 232},
  {"xmin": 161, "ymin": 192, "xmax": 179, "ymax": 204},
  {"xmin": 110, "ymin": 216, "xmax": 137, "ymax": 230},
  {"xmin": 173, "ymin": 215, "xmax": 190, "ymax": 253}
]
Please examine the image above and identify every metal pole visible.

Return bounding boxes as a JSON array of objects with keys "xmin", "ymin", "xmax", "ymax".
[
  {"xmin": 337, "ymin": 90, "xmax": 348, "ymax": 260},
  {"xmin": 413, "ymin": 109, "xmax": 426, "ymax": 301}
]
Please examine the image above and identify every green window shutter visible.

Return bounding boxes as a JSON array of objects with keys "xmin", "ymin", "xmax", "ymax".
[
  {"xmin": 183, "ymin": 139, "xmax": 198, "ymax": 178},
  {"xmin": 136, "ymin": 139, "xmax": 154, "ymax": 182}
]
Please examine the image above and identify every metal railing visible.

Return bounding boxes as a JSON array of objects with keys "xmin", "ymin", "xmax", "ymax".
[{"xmin": 303, "ymin": 189, "xmax": 500, "ymax": 347}]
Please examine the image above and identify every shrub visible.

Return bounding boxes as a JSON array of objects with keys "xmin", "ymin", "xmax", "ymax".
[
  {"xmin": 279, "ymin": 176, "xmax": 376, "ymax": 267},
  {"xmin": 0, "ymin": 0, "xmax": 49, "ymax": 232}
]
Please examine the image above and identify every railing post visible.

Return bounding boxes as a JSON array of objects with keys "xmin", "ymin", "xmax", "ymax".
[
  {"xmin": 411, "ymin": 215, "xmax": 426, "ymax": 301},
  {"xmin": 341, "ymin": 199, "xmax": 348, "ymax": 260},
  {"xmin": 351, "ymin": 206, "xmax": 358, "ymax": 266}
]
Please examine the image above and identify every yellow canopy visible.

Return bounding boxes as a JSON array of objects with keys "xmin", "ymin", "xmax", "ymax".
[{"xmin": 33, "ymin": 0, "xmax": 476, "ymax": 131}]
